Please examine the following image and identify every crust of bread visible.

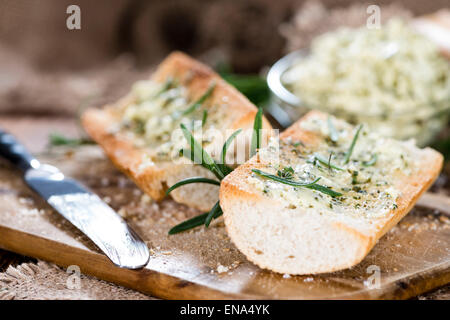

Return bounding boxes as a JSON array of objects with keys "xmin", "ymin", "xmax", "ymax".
[
  {"xmin": 82, "ymin": 51, "xmax": 271, "ymax": 211},
  {"xmin": 220, "ymin": 110, "xmax": 443, "ymax": 274}
]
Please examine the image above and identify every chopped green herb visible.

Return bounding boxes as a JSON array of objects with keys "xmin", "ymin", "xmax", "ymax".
[
  {"xmin": 49, "ymin": 133, "xmax": 93, "ymax": 147},
  {"xmin": 180, "ymin": 82, "xmax": 216, "ymax": 116},
  {"xmin": 362, "ymin": 153, "xmax": 378, "ymax": 166},
  {"xmin": 344, "ymin": 124, "xmax": 363, "ymax": 164},
  {"xmin": 154, "ymin": 77, "xmax": 175, "ymax": 99},
  {"xmin": 277, "ymin": 166, "xmax": 295, "ymax": 179},
  {"xmin": 252, "ymin": 169, "xmax": 342, "ymax": 198},
  {"xmin": 201, "ymin": 110, "xmax": 208, "ymax": 127},
  {"xmin": 314, "ymin": 153, "xmax": 343, "ymax": 171}
]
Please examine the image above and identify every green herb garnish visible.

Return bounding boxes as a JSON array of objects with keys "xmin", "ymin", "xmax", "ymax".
[
  {"xmin": 180, "ymin": 83, "xmax": 216, "ymax": 117},
  {"xmin": 180, "ymin": 123, "xmax": 224, "ymax": 180},
  {"xmin": 168, "ymin": 209, "xmax": 223, "ymax": 235},
  {"xmin": 165, "ymin": 177, "xmax": 220, "ymax": 196},
  {"xmin": 314, "ymin": 153, "xmax": 343, "ymax": 171},
  {"xmin": 250, "ymin": 107, "xmax": 263, "ymax": 157},
  {"xmin": 204, "ymin": 201, "xmax": 222, "ymax": 227},
  {"xmin": 362, "ymin": 153, "xmax": 377, "ymax": 167},
  {"xmin": 168, "ymin": 109, "xmax": 264, "ymax": 234},
  {"xmin": 49, "ymin": 133, "xmax": 93, "ymax": 147},
  {"xmin": 217, "ymin": 64, "xmax": 270, "ymax": 107},
  {"xmin": 154, "ymin": 77, "xmax": 175, "ymax": 99},
  {"xmin": 201, "ymin": 110, "xmax": 208, "ymax": 127},
  {"xmin": 219, "ymin": 129, "xmax": 242, "ymax": 175},
  {"xmin": 343, "ymin": 124, "xmax": 363, "ymax": 164},
  {"xmin": 277, "ymin": 166, "xmax": 295, "ymax": 179},
  {"xmin": 252, "ymin": 169, "xmax": 342, "ymax": 198}
]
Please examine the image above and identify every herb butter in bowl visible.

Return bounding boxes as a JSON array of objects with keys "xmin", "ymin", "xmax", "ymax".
[{"xmin": 268, "ymin": 19, "xmax": 450, "ymax": 146}]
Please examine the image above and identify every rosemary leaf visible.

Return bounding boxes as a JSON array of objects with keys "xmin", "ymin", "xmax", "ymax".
[
  {"xmin": 252, "ymin": 169, "xmax": 342, "ymax": 198},
  {"xmin": 205, "ymin": 201, "xmax": 222, "ymax": 227},
  {"xmin": 154, "ymin": 77, "xmax": 174, "ymax": 99},
  {"xmin": 314, "ymin": 153, "xmax": 343, "ymax": 171},
  {"xmin": 250, "ymin": 107, "xmax": 263, "ymax": 157},
  {"xmin": 202, "ymin": 110, "xmax": 208, "ymax": 127},
  {"xmin": 180, "ymin": 123, "xmax": 225, "ymax": 180},
  {"xmin": 168, "ymin": 209, "xmax": 223, "ymax": 235},
  {"xmin": 180, "ymin": 83, "xmax": 216, "ymax": 116},
  {"xmin": 362, "ymin": 153, "xmax": 378, "ymax": 167},
  {"xmin": 344, "ymin": 124, "xmax": 363, "ymax": 164},
  {"xmin": 49, "ymin": 133, "xmax": 93, "ymax": 147},
  {"xmin": 220, "ymin": 129, "xmax": 242, "ymax": 166},
  {"xmin": 166, "ymin": 177, "xmax": 220, "ymax": 195}
]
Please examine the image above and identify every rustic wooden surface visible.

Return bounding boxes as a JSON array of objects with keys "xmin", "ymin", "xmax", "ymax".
[{"xmin": 0, "ymin": 116, "xmax": 449, "ymax": 299}]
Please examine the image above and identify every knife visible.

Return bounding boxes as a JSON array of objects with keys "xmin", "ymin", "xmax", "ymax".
[{"xmin": 0, "ymin": 129, "xmax": 150, "ymax": 269}]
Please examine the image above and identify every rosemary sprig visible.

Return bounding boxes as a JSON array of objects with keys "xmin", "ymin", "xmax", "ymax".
[
  {"xmin": 180, "ymin": 83, "xmax": 216, "ymax": 116},
  {"xmin": 250, "ymin": 107, "xmax": 263, "ymax": 157},
  {"xmin": 180, "ymin": 123, "xmax": 225, "ymax": 180},
  {"xmin": 327, "ymin": 117, "xmax": 339, "ymax": 142},
  {"xmin": 49, "ymin": 133, "xmax": 94, "ymax": 147},
  {"xmin": 154, "ymin": 77, "xmax": 175, "ymax": 99},
  {"xmin": 219, "ymin": 129, "xmax": 242, "ymax": 175},
  {"xmin": 205, "ymin": 201, "xmax": 222, "ymax": 227},
  {"xmin": 168, "ymin": 208, "xmax": 223, "ymax": 235},
  {"xmin": 343, "ymin": 124, "xmax": 363, "ymax": 164},
  {"xmin": 168, "ymin": 109, "xmax": 264, "ymax": 234},
  {"xmin": 166, "ymin": 177, "xmax": 220, "ymax": 196},
  {"xmin": 202, "ymin": 110, "xmax": 208, "ymax": 127},
  {"xmin": 252, "ymin": 169, "xmax": 342, "ymax": 198},
  {"xmin": 314, "ymin": 153, "xmax": 343, "ymax": 171},
  {"xmin": 362, "ymin": 153, "xmax": 378, "ymax": 167}
]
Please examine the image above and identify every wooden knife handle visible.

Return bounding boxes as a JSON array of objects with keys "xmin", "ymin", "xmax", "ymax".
[{"xmin": 0, "ymin": 129, "xmax": 38, "ymax": 172}]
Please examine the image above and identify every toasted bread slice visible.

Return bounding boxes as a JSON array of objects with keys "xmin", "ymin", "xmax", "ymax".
[
  {"xmin": 82, "ymin": 52, "xmax": 271, "ymax": 211},
  {"xmin": 220, "ymin": 111, "xmax": 443, "ymax": 275}
]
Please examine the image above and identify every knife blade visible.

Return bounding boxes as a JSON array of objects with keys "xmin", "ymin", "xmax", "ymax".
[{"xmin": 0, "ymin": 129, "xmax": 150, "ymax": 269}]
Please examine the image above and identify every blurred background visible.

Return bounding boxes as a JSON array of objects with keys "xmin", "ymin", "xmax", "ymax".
[
  {"xmin": 0, "ymin": 0, "xmax": 448, "ymax": 121},
  {"xmin": 0, "ymin": 0, "xmax": 449, "ymax": 300}
]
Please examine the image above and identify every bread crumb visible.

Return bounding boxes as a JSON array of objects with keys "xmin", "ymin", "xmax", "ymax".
[
  {"xmin": 216, "ymin": 264, "xmax": 229, "ymax": 273},
  {"xmin": 140, "ymin": 194, "xmax": 152, "ymax": 205}
]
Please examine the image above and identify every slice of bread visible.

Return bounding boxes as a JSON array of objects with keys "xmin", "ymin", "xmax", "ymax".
[
  {"xmin": 220, "ymin": 110, "xmax": 443, "ymax": 275},
  {"xmin": 82, "ymin": 52, "xmax": 271, "ymax": 211}
]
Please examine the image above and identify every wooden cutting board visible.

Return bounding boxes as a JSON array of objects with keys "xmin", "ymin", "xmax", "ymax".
[{"xmin": 0, "ymin": 146, "xmax": 449, "ymax": 299}]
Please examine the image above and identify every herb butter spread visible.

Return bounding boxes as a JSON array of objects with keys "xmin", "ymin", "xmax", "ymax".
[
  {"xmin": 283, "ymin": 19, "xmax": 450, "ymax": 146},
  {"xmin": 248, "ymin": 115, "xmax": 418, "ymax": 218},
  {"xmin": 117, "ymin": 77, "xmax": 220, "ymax": 162}
]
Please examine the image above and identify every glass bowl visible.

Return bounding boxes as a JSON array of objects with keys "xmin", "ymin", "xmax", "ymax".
[{"xmin": 267, "ymin": 49, "xmax": 450, "ymax": 147}]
